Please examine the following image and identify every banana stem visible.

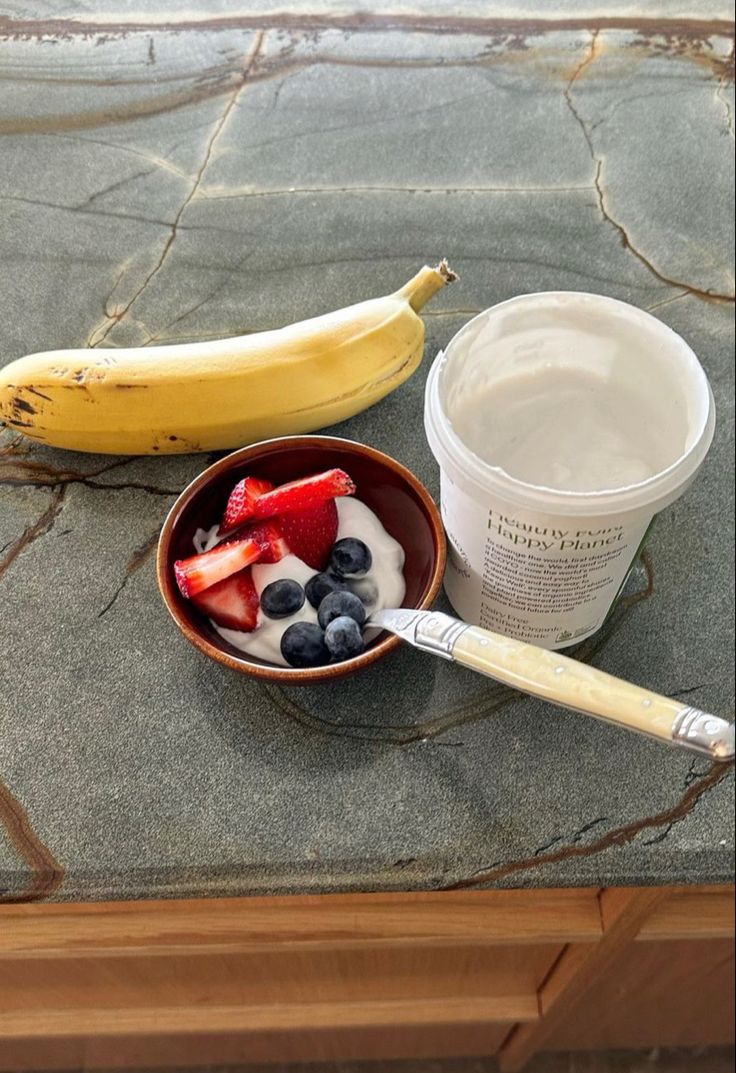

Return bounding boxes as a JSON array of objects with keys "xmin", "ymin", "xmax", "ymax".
[{"xmin": 398, "ymin": 259, "xmax": 458, "ymax": 312}]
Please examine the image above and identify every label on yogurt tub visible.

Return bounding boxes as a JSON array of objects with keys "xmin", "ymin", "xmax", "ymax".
[{"xmin": 440, "ymin": 473, "xmax": 651, "ymax": 649}]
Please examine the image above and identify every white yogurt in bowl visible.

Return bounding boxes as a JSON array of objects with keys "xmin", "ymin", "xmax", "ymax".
[{"xmin": 194, "ymin": 497, "xmax": 405, "ymax": 667}]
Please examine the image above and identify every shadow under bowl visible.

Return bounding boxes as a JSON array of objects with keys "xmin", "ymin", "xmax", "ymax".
[{"xmin": 157, "ymin": 436, "xmax": 447, "ymax": 685}]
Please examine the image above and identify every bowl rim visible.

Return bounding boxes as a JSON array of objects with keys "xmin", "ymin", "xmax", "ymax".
[{"xmin": 156, "ymin": 435, "xmax": 447, "ymax": 684}]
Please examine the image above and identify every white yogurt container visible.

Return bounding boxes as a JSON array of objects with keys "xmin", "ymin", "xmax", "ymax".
[{"xmin": 424, "ymin": 292, "xmax": 715, "ymax": 649}]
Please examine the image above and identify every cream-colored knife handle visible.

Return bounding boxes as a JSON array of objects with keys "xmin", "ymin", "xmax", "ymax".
[{"xmin": 412, "ymin": 612, "xmax": 734, "ymax": 760}]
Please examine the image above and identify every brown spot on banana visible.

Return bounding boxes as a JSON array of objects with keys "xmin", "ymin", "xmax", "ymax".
[{"xmin": 73, "ymin": 367, "xmax": 107, "ymax": 384}]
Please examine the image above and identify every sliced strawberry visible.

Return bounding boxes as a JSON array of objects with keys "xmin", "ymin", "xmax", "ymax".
[
  {"xmin": 220, "ymin": 476, "xmax": 274, "ymax": 534},
  {"xmin": 191, "ymin": 567, "xmax": 260, "ymax": 631},
  {"xmin": 241, "ymin": 519, "xmax": 291, "ymax": 564},
  {"xmin": 278, "ymin": 499, "xmax": 338, "ymax": 570},
  {"xmin": 174, "ymin": 538, "xmax": 262, "ymax": 598},
  {"xmin": 251, "ymin": 468, "xmax": 355, "ymax": 520}
]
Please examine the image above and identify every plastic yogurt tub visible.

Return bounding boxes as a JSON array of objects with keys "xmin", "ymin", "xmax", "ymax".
[{"xmin": 425, "ymin": 292, "xmax": 716, "ymax": 650}]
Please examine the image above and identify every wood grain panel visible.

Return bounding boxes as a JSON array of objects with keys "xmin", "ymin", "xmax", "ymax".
[
  {"xmin": 0, "ymin": 1021, "xmax": 512, "ymax": 1071},
  {"xmin": 0, "ymin": 888, "xmax": 601, "ymax": 958},
  {"xmin": 0, "ymin": 994, "xmax": 538, "ymax": 1039},
  {"xmin": 2, "ymin": 943, "xmax": 561, "ymax": 1012},
  {"xmin": 638, "ymin": 886, "xmax": 735, "ymax": 940},
  {"xmin": 546, "ymin": 938, "xmax": 735, "ymax": 1049}
]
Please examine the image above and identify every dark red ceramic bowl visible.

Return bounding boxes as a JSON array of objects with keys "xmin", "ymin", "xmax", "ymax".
[{"xmin": 157, "ymin": 436, "xmax": 446, "ymax": 684}]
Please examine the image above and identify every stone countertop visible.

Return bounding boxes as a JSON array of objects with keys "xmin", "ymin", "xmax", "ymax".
[{"xmin": 0, "ymin": 3, "xmax": 734, "ymax": 904}]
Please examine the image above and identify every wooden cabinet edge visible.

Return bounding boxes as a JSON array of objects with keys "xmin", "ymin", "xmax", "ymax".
[
  {"xmin": 637, "ymin": 887, "xmax": 735, "ymax": 940},
  {"xmin": 0, "ymin": 883, "xmax": 732, "ymax": 1072},
  {"xmin": 0, "ymin": 887, "xmax": 604, "ymax": 957},
  {"xmin": 0, "ymin": 995, "xmax": 540, "ymax": 1040},
  {"xmin": 2, "ymin": 887, "xmax": 732, "ymax": 961}
]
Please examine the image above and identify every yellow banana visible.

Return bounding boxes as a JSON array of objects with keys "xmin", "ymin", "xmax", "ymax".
[{"xmin": 0, "ymin": 261, "xmax": 456, "ymax": 455}]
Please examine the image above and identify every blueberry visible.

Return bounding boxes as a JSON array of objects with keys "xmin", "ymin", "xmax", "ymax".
[
  {"xmin": 305, "ymin": 571, "xmax": 347, "ymax": 610},
  {"xmin": 329, "ymin": 538, "xmax": 372, "ymax": 577},
  {"xmin": 346, "ymin": 577, "xmax": 379, "ymax": 609},
  {"xmin": 324, "ymin": 616, "xmax": 365, "ymax": 661},
  {"xmin": 261, "ymin": 579, "xmax": 305, "ymax": 619},
  {"xmin": 318, "ymin": 590, "xmax": 367, "ymax": 630},
  {"xmin": 280, "ymin": 622, "xmax": 328, "ymax": 668}
]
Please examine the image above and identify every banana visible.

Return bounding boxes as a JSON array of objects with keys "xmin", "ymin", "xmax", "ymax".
[{"xmin": 0, "ymin": 261, "xmax": 456, "ymax": 455}]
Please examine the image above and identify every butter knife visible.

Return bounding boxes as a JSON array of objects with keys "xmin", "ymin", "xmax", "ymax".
[{"xmin": 369, "ymin": 608, "xmax": 734, "ymax": 761}]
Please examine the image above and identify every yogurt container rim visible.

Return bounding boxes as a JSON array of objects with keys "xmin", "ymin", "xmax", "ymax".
[{"xmin": 425, "ymin": 290, "xmax": 716, "ymax": 519}]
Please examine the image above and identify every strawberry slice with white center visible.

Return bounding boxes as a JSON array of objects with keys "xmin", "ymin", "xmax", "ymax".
[
  {"xmin": 241, "ymin": 519, "xmax": 291, "ymax": 564},
  {"xmin": 250, "ymin": 468, "xmax": 355, "ymax": 520},
  {"xmin": 220, "ymin": 476, "xmax": 274, "ymax": 534},
  {"xmin": 278, "ymin": 499, "xmax": 338, "ymax": 570},
  {"xmin": 191, "ymin": 567, "xmax": 260, "ymax": 631},
  {"xmin": 174, "ymin": 538, "xmax": 262, "ymax": 598}
]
